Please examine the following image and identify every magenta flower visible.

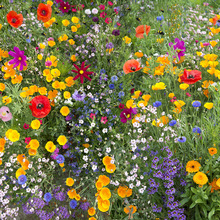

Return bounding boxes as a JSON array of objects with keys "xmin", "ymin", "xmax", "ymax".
[
  {"xmin": 59, "ymin": 1, "xmax": 71, "ymax": 13},
  {"xmin": 120, "ymin": 107, "xmax": 137, "ymax": 123},
  {"xmin": 169, "ymin": 38, "xmax": 185, "ymax": 60},
  {"xmin": 90, "ymin": 113, "xmax": 96, "ymax": 119},
  {"xmin": 25, "ymin": 137, "xmax": 31, "ymax": 144},
  {"xmin": 72, "ymin": 61, "xmax": 94, "ymax": 84},
  {"xmin": 101, "ymin": 116, "xmax": 108, "ymax": 124},
  {"xmin": 8, "ymin": 47, "xmax": 27, "ymax": 71},
  {"xmin": 23, "ymin": 123, "xmax": 29, "ymax": 129}
]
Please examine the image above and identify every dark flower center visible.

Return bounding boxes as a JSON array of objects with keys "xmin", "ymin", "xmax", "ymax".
[
  {"xmin": 41, "ymin": 10, "xmax": 47, "ymax": 15},
  {"xmin": 12, "ymin": 18, "xmax": 17, "ymax": 23},
  {"xmin": 37, "ymin": 103, "xmax": 44, "ymax": 109},
  {"xmin": 191, "ymin": 165, "xmax": 195, "ymax": 168},
  {"xmin": 131, "ymin": 67, "xmax": 136, "ymax": 71},
  {"xmin": 188, "ymin": 75, "xmax": 194, "ymax": 79}
]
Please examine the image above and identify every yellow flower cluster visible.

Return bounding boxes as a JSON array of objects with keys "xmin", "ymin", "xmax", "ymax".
[
  {"xmin": 20, "ymin": 85, "xmax": 47, "ymax": 98},
  {"xmin": 152, "ymin": 82, "xmax": 166, "ymax": 90},
  {"xmin": 26, "ymin": 139, "xmax": 40, "ymax": 156},
  {"xmin": 44, "ymin": 17, "xmax": 56, "ymax": 28},
  {"xmin": 102, "ymin": 156, "xmax": 116, "ymax": 173},
  {"xmin": 5, "ymin": 129, "xmax": 20, "ymax": 142},
  {"xmin": 67, "ymin": 188, "xmax": 81, "ymax": 201}
]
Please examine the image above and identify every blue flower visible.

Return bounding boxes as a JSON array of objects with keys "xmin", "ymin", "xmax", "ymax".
[
  {"xmin": 56, "ymin": 155, "xmax": 65, "ymax": 164},
  {"xmin": 44, "ymin": 192, "xmax": 52, "ymax": 202},
  {"xmin": 192, "ymin": 101, "xmax": 201, "ymax": 108},
  {"xmin": 111, "ymin": 75, "xmax": 118, "ymax": 82},
  {"xmin": 192, "ymin": 127, "xmax": 202, "ymax": 134},
  {"xmin": 118, "ymin": 91, "xmax": 125, "ymax": 97},
  {"xmin": 157, "ymin": 15, "xmax": 164, "ymax": 21},
  {"xmin": 153, "ymin": 101, "xmax": 162, "ymax": 107},
  {"xmin": 177, "ymin": 136, "xmax": 186, "ymax": 143},
  {"xmin": 100, "ymin": 69, "xmax": 106, "ymax": 74},
  {"xmin": 109, "ymin": 84, "xmax": 115, "ymax": 89},
  {"xmin": 18, "ymin": 175, "xmax": 27, "ymax": 185},
  {"xmin": 72, "ymin": 90, "xmax": 86, "ymax": 101},
  {"xmin": 69, "ymin": 200, "xmax": 77, "ymax": 209},
  {"xmin": 169, "ymin": 120, "xmax": 177, "ymax": 126}
]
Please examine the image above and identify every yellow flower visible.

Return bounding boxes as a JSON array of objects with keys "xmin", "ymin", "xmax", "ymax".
[
  {"xmin": 37, "ymin": 54, "xmax": 43, "ymax": 60},
  {"xmin": 16, "ymin": 168, "xmax": 26, "ymax": 179},
  {"xmin": 7, "ymin": 130, "xmax": 20, "ymax": 142},
  {"xmin": 67, "ymin": 189, "xmax": 76, "ymax": 199},
  {"xmin": 38, "ymin": 87, "xmax": 47, "ymax": 95},
  {"xmin": 179, "ymin": 83, "xmax": 189, "ymax": 90},
  {"xmin": 203, "ymin": 54, "xmax": 218, "ymax": 61},
  {"xmin": 134, "ymin": 52, "xmax": 143, "ymax": 58},
  {"xmin": 0, "ymin": 83, "xmax": 5, "ymax": 91},
  {"xmin": 62, "ymin": 19, "xmax": 70, "ymax": 26},
  {"xmin": 124, "ymin": 205, "xmax": 137, "ymax": 214},
  {"xmin": 46, "ymin": 74, "xmax": 53, "ymax": 82},
  {"xmin": 63, "ymin": 91, "xmax": 71, "ymax": 99},
  {"xmin": 66, "ymin": 177, "xmax": 74, "ymax": 186},
  {"xmin": 193, "ymin": 172, "xmax": 208, "ymax": 185},
  {"xmin": 208, "ymin": 147, "xmax": 217, "ymax": 156},
  {"xmin": 2, "ymin": 96, "xmax": 12, "ymax": 105},
  {"xmin": 52, "ymin": 81, "xmax": 60, "ymax": 89},
  {"xmin": 75, "ymin": 194, "xmax": 81, "ymax": 201},
  {"xmin": 216, "ymin": 178, "xmax": 220, "ymax": 187},
  {"xmin": 39, "ymin": 43, "xmax": 46, "ymax": 49},
  {"xmin": 0, "ymin": 158, "xmax": 2, "ymax": 165},
  {"xmin": 69, "ymin": 39, "xmax": 75, "ymax": 45},
  {"xmin": 168, "ymin": 93, "xmax": 175, "ymax": 98},
  {"xmin": 71, "ymin": 17, "xmax": 79, "ymax": 23},
  {"xmin": 210, "ymin": 41, "xmax": 217, "ymax": 47},
  {"xmin": 106, "ymin": 163, "xmax": 116, "ymax": 173},
  {"xmin": 157, "ymin": 38, "xmax": 164, "ymax": 43},
  {"xmin": 71, "ymin": 55, "xmax": 77, "ymax": 62},
  {"xmin": 132, "ymin": 91, "xmax": 141, "ymax": 99},
  {"xmin": 60, "ymin": 106, "xmax": 70, "ymax": 116},
  {"xmin": 152, "ymin": 82, "xmax": 166, "ymax": 90},
  {"xmin": 174, "ymin": 100, "xmax": 185, "ymax": 108},
  {"xmin": 28, "ymin": 149, "xmax": 37, "ymax": 156},
  {"xmin": 51, "ymin": 69, "xmax": 60, "ymax": 78},
  {"xmin": 186, "ymin": 160, "xmax": 201, "ymax": 173},
  {"xmin": 31, "ymin": 119, "xmax": 41, "ymax": 130},
  {"xmin": 76, "ymin": 24, "xmax": 81, "ymax": 28},
  {"xmin": 45, "ymin": 141, "xmax": 56, "ymax": 152},
  {"xmin": 48, "ymin": 41, "xmax": 55, "ymax": 47},
  {"xmin": 122, "ymin": 36, "xmax": 131, "ymax": 44},
  {"xmin": 65, "ymin": 76, "xmax": 75, "ymax": 87},
  {"xmin": 100, "ymin": 187, "xmax": 111, "ymax": 200},
  {"xmin": 71, "ymin": 26, "xmax": 77, "ymax": 32},
  {"xmin": 57, "ymin": 135, "xmax": 67, "ymax": 145},
  {"xmin": 126, "ymin": 99, "xmax": 136, "ymax": 108},
  {"xmin": 204, "ymin": 102, "xmax": 213, "ymax": 110},
  {"xmin": 0, "ymin": 24, "xmax": 2, "ymax": 30},
  {"xmin": 47, "ymin": 1, "xmax": 53, "ymax": 6},
  {"xmin": 59, "ymin": 82, "xmax": 66, "ymax": 91},
  {"xmin": 196, "ymin": 51, "xmax": 202, "ymax": 56},
  {"xmin": 88, "ymin": 207, "xmax": 96, "ymax": 216},
  {"xmin": 29, "ymin": 139, "xmax": 40, "ymax": 150}
]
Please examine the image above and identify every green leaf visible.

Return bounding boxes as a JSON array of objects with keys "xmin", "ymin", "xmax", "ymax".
[
  {"xmin": 180, "ymin": 197, "xmax": 190, "ymax": 206},
  {"xmin": 190, "ymin": 202, "xmax": 196, "ymax": 209},
  {"xmin": 191, "ymin": 187, "xmax": 198, "ymax": 194},
  {"xmin": 195, "ymin": 206, "xmax": 203, "ymax": 220},
  {"xmin": 195, "ymin": 199, "xmax": 203, "ymax": 204},
  {"xmin": 208, "ymin": 207, "xmax": 215, "ymax": 220}
]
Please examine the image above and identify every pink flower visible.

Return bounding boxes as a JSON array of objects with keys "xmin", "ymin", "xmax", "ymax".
[
  {"xmin": 170, "ymin": 97, "xmax": 177, "ymax": 102},
  {"xmin": 45, "ymin": 60, "xmax": 52, "ymax": 67},
  {"xmin": 114, "ymin": 9, "xmax": 118, "ymax": 14},
  {"xmin": 23, "ymin": 123, "xmax": 29, "ymax": 129},
  {"xmin": 101, "ymin": 116, "xmax": 108, "ymax": 124},
  {"xmin": 39, "ymin": 119, "xmax": 42, "ymax": 124},
  {"xmin": 25, "ymin": 137, "xmax": 31, "ymax": 144},
  {"xmin": 99, "ymin": 4, "xmax": 105, "ymax": 10},
  {"xmin": 0, "ymin": 106, "xmax": 13, "ymax": 122},
  {"xmin": 117, "ymin": 22, "xmax": 121, "ymax": 26},
  {"xmin": 90, "ymin": 113, "xmax": 96, "ymax": 119},
  {"xmin": 47, "ymin": 37, "xmax": 54, "ymax": 41},
  {"xmin": 100, "ymin": 12, "xmax": 107, "ymax": 18},
  {"xmin": 203, "ymin": 42, "xmax": 210, "ymax": 46},
  {"xmin": 186, "ymin": 92, "xmax": 191, "ymax": 97},
  {"xmin": 105, "ymin": 17, "xmax": 112, "ymax": 24},
  {"xmin": 108, "ymin": 1, "xmax": 113, "ymax": 6}
]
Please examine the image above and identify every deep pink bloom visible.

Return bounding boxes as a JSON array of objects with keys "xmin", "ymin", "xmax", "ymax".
[
  {"xmin": 25, "ymin": 137, "xmax": 31, "ymax": 144},
  {"xmin": 23, "ymin": 123, "xmax": 29, "ymax": 129},
  {"xmin": 170, "ymin": 97, "xmax": 177, "ymax": 102},
  {"xmin": 186, "ymin": 92, "xmax": 191, "ymax": 97},
  {"xmin": 45, "ymin": 60, "xmax": 52, "ymax": 67},
  {"xmin": 120, "ymin": 107, "xmax": 137, "ymax": 123},
  {"xmin": 47, "ymin": 37, "xmax": 54, "ymax": 41},
  {"xmin": 101, "ymin": 116, "xmax": 108, "ymax": 124},
  {"xmin": 119, "ymin": 103, "xmax": 125, "ymax": 109},
  {"xmin": 117, "ymin": 22, "xmax": 121, "ymax": 26},
  {"xmin": 100, "ymin": 12, "xmax": 107, "ymax": 18},
  {"xmin": 99, "ymin": 5, "xmax": 105, "ymax": 10},
  {"xmin": 59, "ymin": 1, "xmax": 71, "ymax": 13},
  {"xmin": 39, "ymin": 119, "xmax": 42, "ymax": 125},
  {"xmin": 108, "ymin": 1, "xmax": 113, "ymax": 6},
  {"xmin": 114, "ymin": 9, "xmax": 118, "ymax": 14},
  {"xmin": 90, "ymin": 113, "xmax": 96, "ymax": 119},
  {"xmin": 105, "ymin": 17, "xmax": 111, "ymax": 24},
  {"xmin": 203, "ymin": 42, "xmax": 210, "ymax": 46},
  {"xmin": 72, "ymin": 61, "xmax": 94, "ymax": 84},
  {"xmin": 8, "ymin": 47, "xmax": 27, "ymax": 71}
]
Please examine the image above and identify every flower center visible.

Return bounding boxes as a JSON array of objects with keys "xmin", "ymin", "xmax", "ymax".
[
  {"xmin": 188, "ymin": 75, "xmax": 194, "ymax": 79},
  {"xmin": 176, "ymin": 49, "xmax": 181, "ymax": 53},
  {"xmin": 2, "ymin": 112, "xmax": 6, "ymax": 116},
  {"xmin": 36, "ymin": 103, "xmax": 44, "ymax": 109},
  {"xmin": 64, "ymin": 7, "xmax": 66, "ymax": 9},
  {"xmin": 191, "ymin": 165, "xmax": 195, "ymax": 168},
  {"xmin": 126, "ymin": 114, "xmax": 130, "ymax": 118},
  {"xmin": 12, "ymin": 18, "xmax": 17, "ymax": 23},
  {"xmin": 130, "ymin": 67, "xmax": 136, "ymax": 71},
  {"xmin": 18, "ymin": 57, "xmax": 22, "ymax": 61},
  {"xmin": 41, "ymin": 10, "xmax": 47, "ymax": 16},
  {"xmin": 79, "ymin": 70, "xmax": 84, "ymax": 74}
]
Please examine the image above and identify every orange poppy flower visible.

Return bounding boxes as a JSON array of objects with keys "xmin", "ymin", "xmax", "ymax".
[
  {"xmin": 37, "ymin": 3, "xmax": 52, "ymax": 23},
  {"xmin": 135, "ymin": 25, "xmax": 151, "ymax": 38},
  {"xmin": 123, "ymin": 59, "xmax": 142, "ymax": 74},
  {"xmin": 7, "ymin": 11, "xmax": 23, "ymax": 28}
]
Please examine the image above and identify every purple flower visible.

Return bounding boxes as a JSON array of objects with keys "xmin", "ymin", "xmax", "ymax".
[
  {"xmin": 120, "ymin": 107, "xmax": 137, "ymax": 123},
  {"xmin": 112, "ymin": 29, "xmax": 120, "ymax": 36},
  {"xmin": 169, "ymin": 38, "xmax": 186, "ymax": 60},
  {"xmin": 8, "ymin": 47, "xmax": 27, "ymax": 71},
  {"xmin": 93, "ymin": 17, "xmax": 99, "ymax": 22},
  {"xmin": 72, "ymin": 90, "xmax": 86, "ymax": 101},
  {"xmin": 106, "ymin": 42, "xmax": 114, "ymax": 49}
]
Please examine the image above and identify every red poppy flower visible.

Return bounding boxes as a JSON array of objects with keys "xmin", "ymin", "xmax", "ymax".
[
  {"xmin": 135, "ymin": 25, "xmax": 151, "ymax": 38},
  {"xmin": 29, "ymin": 95, "xmax": 51, "ymax": 118},
  {"xmin": 72, "ymin": 61, "xmax": 94, "ymax": 84},
  {"xmin": 123, "ymin": 59, "xmax": 142, "ymax": 74},
  {"xmin": 37, "ymin": 3, "xmax": 52, "ymax": 23},
  {"xmin": 180, "ymin": 69, "xmax": 202, "ymax": 84},
  {"xmin": 7, "ymin": 11, "xmax": 23, "ymax": 28}
]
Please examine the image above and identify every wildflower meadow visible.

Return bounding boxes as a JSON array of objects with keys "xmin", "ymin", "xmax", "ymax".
[{"xmin": 0, "ymin": 0, "xmax": 220, "ymax": 219}]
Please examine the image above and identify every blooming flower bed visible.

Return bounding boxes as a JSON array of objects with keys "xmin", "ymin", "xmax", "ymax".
[{"xmin": 0, "ymin": 0, "xmax": 220, "ymax": 219}]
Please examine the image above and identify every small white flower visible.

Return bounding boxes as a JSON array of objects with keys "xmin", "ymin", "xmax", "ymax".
[
  {"xmin": 84, "ymin": 148, "xmax": 89, "ymax": 153},
  {"xmin": 92, "ymin": 8, "xmax": 98, "ymax": 14},
  {"xmin": 85, "ymin": 9, "xmax": 91, "ymax": 15}
]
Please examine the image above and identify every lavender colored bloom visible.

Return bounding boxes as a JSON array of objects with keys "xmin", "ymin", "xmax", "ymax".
[
  {"xmin": 177, "ymin": 136, "xmax": 186, "ymax": 143},
  {"xmin": 18, "ymin": 175, "xmax": 27, "ymax": 185},
  {"xmin": 65, "ymin": 114, "xmax": 72, "ymax": 121},
  {"xmin": 80, "ymin": 201, "xmax": 90, "ymax": 211},
  {"xmin": 169, "ymin": 38, "xmax": 186, "ymax": 60},
  {"xmin": 106, "ymin": 42, "xmax": 114, "ymax": 49},
  {"xmin": 54, "ymin": 192, "xmax": 66, "ymax": 201},
  {"xmin": 8, "ymin": 47, "xmax": 27, "ymax": 71},
  {"xmin": 72, "ymin": 90, "xmax": 86, "ymax": 101}
]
